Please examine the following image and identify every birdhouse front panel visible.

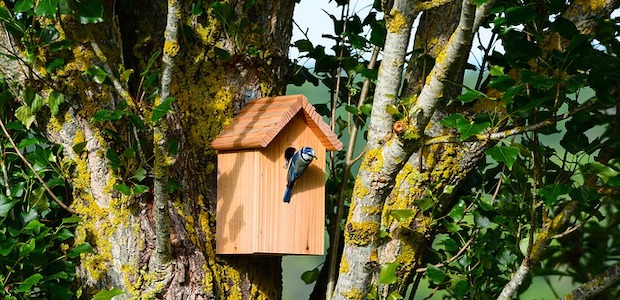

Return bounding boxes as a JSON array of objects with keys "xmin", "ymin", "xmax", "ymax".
[
  {"xmin": 212, "ymin": 94, "xmax": 342, "ymax": 256},
  {"xmin": 256, "ymin": 115, "xmax": 326, "ymax": 255}
]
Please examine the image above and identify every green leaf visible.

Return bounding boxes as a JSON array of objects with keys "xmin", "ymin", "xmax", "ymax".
[
  {"xmin": 16, "ymin": 273, "xmax": 43, "ymax": 292},
  {"xmin": 583, "ymin": 162, "xmax": 619, "ymax": 184},
  {"xmin": 93, "ymin": 109, "xmax": 125, "ymax": 122},
  {"xmin": 414, "ymin": 196, "xmax": 433, "ymax": 212},
  {"xmin": 61, "ymin": 215, "xmax": 83, "ymax": 224},
  {"xmin": 48, "ymin": 90, "xmax": 65, "ymax": 116},
  {"xmin": 74, "ymin": 0, "xmax": 103, "ymax": 24},
  {"xmin": 448, "ymin": 200, "xmax": 465, "ymax": 221},
  {"xmin": 19, "ymin": 238, "xmax": 35, "ymax": 256},
  {"xmin": 550, "ymin": 17, "xmax": 578, "ymax": 39},
  {"xmin": 120, "ymin": 69, "xmax": 134, "ymax": 86},
  {"xmin": 113, "ymin": 184, "xmax": 131, "ymax": 196},
  {"xmin": 489, "ymin": 65, "xmax": 504, "ymax": 76},
  {"xmin": 83, "ymin": 65, "xmax": 108, "ymax": 84},
  {"xmin": 73, "ymin": 141, "xmax": 87, "ymax": 153},
  {"xmin": 15, "ymin": 104, "xmax": 36, "ymax": 129},
  {"xmin": 473, "ymin": 211, "xmax": 491, "ymax": 228},
  {"xmin": 453, "ymin": 280, "xmax": 471, "ymax": 298},
  {"xmin": 345, "ymin": 105, "xmax": 359, "ymax": 115},
  {"xmin": 92, "ymin": 288, "xmax": 126, "ymax": 300},
  {"xmin": 385, "ymin": 104, "xmax": 401, "ymax": 116},
  {"xmin": 389, "ymin": 209, "xmax": 414, "ymax": 222},
  {"xmin": 132, "ymin": 184, "xmax": 148, "ymax": 195},
  {"xmin": 23, "ymin": 220, "xmax": 45, "ymax": 232},
  {"xmin": 378, "ymin": 262, "xmax": 399, "ymax": 284},
  {"xmin": 152, "ymin": 96, "xmax": 174, "ymax": 123},
  {"xmin": 294, "ymin": 39, "xmax": 314, "ymax": 52},
  {"xmin": 486, "ymin": 145, "xmax": 519, "ymax": 170},
  {"xmin": 440, "ymin": 114, "xmax": 466, "ymax": 128},
  {"xmin": 106, "ymin": 148, "xmax": 120, "ymax": 170},
  {"xmin": 34, "ymin": 0, "xmax": 59, "ymax": 17},
  {"xmin": 458, "ymin": 89, "xmax": 486, "ymax": 103},
  {"xmin": 56, "ymin": 228, "xmax": 74, "ymax": 240},
  {"xmin": 426, "ymin": 264, "xmax": 447, "ymax": 284},
  {"xmin": 360, "ymin": 103, "xmax": 372, "ymax": 116},
  {"xmin": 141, "ymin": 50, "xmax": 161, "ymax": 77},
  {"xmin": 560, "ymin": 132, "xmax": 589, "ymax": 155},
  {"xmin": 387, "ymin": 291, "xmax": 403, "ymax": 300},
  {"xmin": 191, "ymin": 1, "xmax": 203, "ymax": 16},
  {"xmin": 538, "ymin": 183, "xmax": 569, "ymax": 207},
  {"xmin": 0, "ymin": 195, "xmax": 14, "ymax": 218},
  {"xmin": 131, "ymin": 167, "xmax": 147, "ymax": 182},
  {"xmin": 31, "ymin": 93, "xmax": 45, "ymax": 114},
  {"xmin": 497, "ymin": 248, "xmax": 517, "ymax": 266},
  {"xmin": 300, "ymin": 268, "xmax": 319, "ymax": 284},
  {"xmin": 488, "ymin": 75, "xmax": 516, "ymax": 91},
  {"xmin": 67, "ymin": 242, "xmax": 94, "ymax": 258},
  {"xmin": 14, "ymin": 0, "xmax": 35, "ymax": 12},
  {"xmin": 456, "ymin": 120, "xmax": 489, "ymax": 141}
]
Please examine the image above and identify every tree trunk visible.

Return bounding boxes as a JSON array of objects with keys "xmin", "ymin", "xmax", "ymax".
[{"xmin": 1, "ymin": 0, "xmax": 295, "ymax": 298}]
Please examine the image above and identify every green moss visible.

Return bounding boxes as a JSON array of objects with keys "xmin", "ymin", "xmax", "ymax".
[{"xmin": 345, "ymin": 221, "xmax": 381, "ymax": 246}]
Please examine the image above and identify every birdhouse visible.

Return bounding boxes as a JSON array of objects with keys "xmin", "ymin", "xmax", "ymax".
[{"xmin": 211, "ymin": 94, "xmax": 343, "ymax": 255}]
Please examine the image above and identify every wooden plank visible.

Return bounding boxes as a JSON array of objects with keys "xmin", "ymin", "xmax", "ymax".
[{"xmin": 216, "ymin": 150, "xmax": 259, "ymax": 254}]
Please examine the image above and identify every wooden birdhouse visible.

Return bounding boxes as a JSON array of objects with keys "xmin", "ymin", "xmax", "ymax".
[{"xmin": 211, "ymin": 94, "xmax": 343, "ymax": 255}]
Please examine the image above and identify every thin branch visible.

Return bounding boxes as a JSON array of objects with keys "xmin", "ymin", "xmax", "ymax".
[
  {"xmin": 559, "ymin": 262, "xmax": 620, "ymax": 300},
  {"xmin": 326, "ymin": 45, "xmax": 379, "ymax": 300},
  {"xmin": 424, "ymin": 100, "xmax": 597, "ymax": 145},
  {"xmin": 415, "ymin": 229, "xmax": 479, "ymax": 272},
  {"xmin": 150, "ymin": 0, "xmax": 181, "ymax": 268},
  {"xmin": 0, "ymin": 118, "xmax": 76, "ymax": 214}
]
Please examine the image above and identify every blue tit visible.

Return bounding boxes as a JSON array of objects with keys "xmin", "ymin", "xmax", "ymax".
[{"xmin": 283, "ymin": 147, "xmax": 317, "ymax": 203}]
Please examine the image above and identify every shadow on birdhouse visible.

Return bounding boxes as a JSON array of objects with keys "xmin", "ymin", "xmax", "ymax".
[{"xmin": 211, "ymin": 94, "xmax": 343, "ymax": 255}]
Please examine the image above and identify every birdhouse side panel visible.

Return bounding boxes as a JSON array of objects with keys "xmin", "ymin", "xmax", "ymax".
[
  {"xmin": 256, "ymin": 115, "xmax": 326, "ymax": 255},
  {"xmin": 216, "ymin": 150, "xmax": 260, "ymax": 254}
]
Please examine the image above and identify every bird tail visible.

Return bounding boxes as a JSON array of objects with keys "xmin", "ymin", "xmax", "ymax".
[{"xmin": 283, "ymin": 183, "xmax": 294, "ymax": 203}]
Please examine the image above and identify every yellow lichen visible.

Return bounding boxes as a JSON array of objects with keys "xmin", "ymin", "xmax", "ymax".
[
  {"xmin": 341, "ymin": 287, "xmax": 365, "ymax": 300},
  {"xmin": 345, "ymin": 221, "xmax": 381, "ymax": 246},
  {"xmin": 386, "ymin": 10, "xmax": 408, "ymax": 34},
  {"xmin": 163, "ymin": 40, "xmax": 180, "ymax": 57},
  {"xmin": 339, "ymin": 256, "xmax": 349, "ymax": 274}
]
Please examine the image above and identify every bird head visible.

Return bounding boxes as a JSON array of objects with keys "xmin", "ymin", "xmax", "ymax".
[{"xmin": 300, "ymin": 147, "xmax": 317, "ymax": 162}]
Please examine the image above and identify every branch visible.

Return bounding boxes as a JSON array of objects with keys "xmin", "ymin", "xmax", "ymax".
[
  {"xmin": 0, "ymin": 118, "xmax": 77, "ymax": 214},
  {"xmin": 497, "ymin": 201, "xmax": 579, "ymax": 300},
  {"xmin": 560, "ymin": 262, "xmax": 620, "ymax": 300},
  {"xmin": 424, "ymin": 99, "xmax": 597, "ymax": 145},
  {"xmin": 415, "ymin": 229, "xmax": 479, "ymax": 273},
  {"xmin": 150, "ymin": 0, "xmax": 181, "ymax": 268},
  {"xmin": 326, "ymin": 46, "xmax": 379, "ymax": 300},
  {"xmin": 408, "ymin": 0, "xmax": 478, "ymax": 134}
]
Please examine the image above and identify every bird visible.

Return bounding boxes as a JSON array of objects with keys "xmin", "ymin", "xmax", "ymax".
[{"xmin": 283, "ymin": 147, "xmax": 316, "ymax": 203}]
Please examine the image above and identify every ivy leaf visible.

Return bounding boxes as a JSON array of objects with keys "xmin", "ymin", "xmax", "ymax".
[
  {"xmin": 152, "ymin": 96, "xmax": 174, "ymax": 123},
  {"xmin": 92, "ymin": 288, "xmax": 126, "ymax": 300},
  {"xmin": 360, "ymin": 103, "xmax": 372, "ymax": 116},
  {"xmin": 13, "ymin": 0, "xmax": 35, "ymax": 12},
  {"xmin": 426, "ymin": 264, "xmax": 447, "ymax": 284},
  {"xmin": 93, "ymin": 109, "xmax": 125, "ymax": 122},
  {"xmin": 486, "ymin": 145, "xmax": 519, "ymax": 170},
  {"xmin": 583, "ymin": 162, "xmax": 619, "ymax": 184},
  {"xmin": 30, "ymin": 93, "xmax": 45, "ymax": 114},
  {"xmin": 538, "ymin": 183, "xmax": 569, "ymax": 207},
  {"xmin": 378, "ymin": 262, "xmax": 399, "ymax": 284},
  {"xmin": 74, "ymin": 0, "xmax": 103, "ymax": 24},
  {"xmin": 67, "ymin": 242, "xmax": 94, "ymax": 258},
  {"xmin": 294, "ymin": 39, "xmax": 314, "ymax": 52},
  {"xmin": 390, "ymin": 209, "xmax": 414, "ymax": 222},
  {"xmin": 61, "ymin": 215, "xmax": 82, "ymax": 224},
  {"xmin": 489, "ymin": 65, "xmax": 504, "ymax": 76},
  {"xmin": 45, "ymin": 58, "xmax": 65, "ymax": 73},
  {"xmin": 449, "ymin": 200, "xmax": 465, "ymax": 221},
  {"xmin": 15, "ymin": 104, "xmax": 36, "ymax": 129},
  {"xmin": 106, "ymin": 148, "xmax": 120, "ymax": 170},
  {"xmin": 16, "ymin": 273, "xmax": 43, "ymax": 292},
  {"xmin": 550, "ymin": 17, "xmax": 578, "ymax": 39},
  {"xmin": 34, "ymin": 0, "xmax": 59, "ymax": 17},
  {"xmin": 497, "ymin": 248, "xmax": 517, "ymax": 266},
  {"xmin": 300, "ymin": 268, "xmax": 319, "ymax": 284}
]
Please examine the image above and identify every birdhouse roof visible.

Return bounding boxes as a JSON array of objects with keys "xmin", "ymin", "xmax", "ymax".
[{"xmin": 211, "ymin": 94, "xmax": 343, "ymax": 151}]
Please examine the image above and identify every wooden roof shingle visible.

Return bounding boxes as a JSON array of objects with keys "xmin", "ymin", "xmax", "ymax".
[{"xmin": 211, "ymin": 94, "xmax": 343, "ymax": 151}]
